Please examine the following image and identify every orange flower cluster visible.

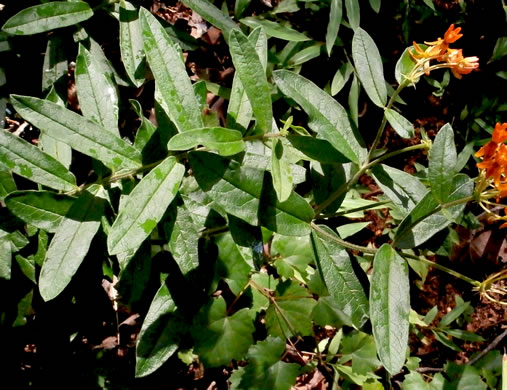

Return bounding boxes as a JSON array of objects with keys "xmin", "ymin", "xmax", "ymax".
[
  {"xmin": 410, "ymin": 24, "xmax": 479, "ymax": 78},
  {"xmin": 476, "ymin": 123, "xmax": 507, "ymax": 196}
]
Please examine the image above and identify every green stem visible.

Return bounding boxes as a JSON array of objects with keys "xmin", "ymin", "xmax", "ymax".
[
  {"xmin": 243, "ymin": 132, "xmax": 283, "ymax": 142},
  {"xmin": 365, "ymin": 143, "xmax": 429, "ymax": 169}
]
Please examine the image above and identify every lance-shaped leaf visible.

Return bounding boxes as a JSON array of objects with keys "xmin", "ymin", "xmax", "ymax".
[
  {"xmin": 287, "ymin": 135, "xmax": 350, "ymax": 164},
  {"xmin": 140, "ymin": 8, "xmax": 203, "ymax": 132},
  {"xmin": 193, "ymin": 296, "xmax": 255, "ymax": 367},
  {"xmin": 131, "ymin": 99, "xmax": 156, "ymax": 151},
  {"xmin": 189, "ymin": 151, "xmax": 312, "ymax": 236},
  {"xmin": 2, "ymin": 2, "xmax": 93, "ymax": 35},
  {"xmin": 42, "ymin": 34, "xmax": 67, "ymax": 91},
  {"xmin": 352, "ymin": 28, "xmax": 386, "ymax": 108},
  {"xmin": 428, "ymin": 123, "xmax": 456, "ymax": 203},
  {"xmin": 273, "ymin": 70, "xmax": 366, "ymax": 164},
  {"xmin": 167, "ymin": 127, "xmax": 245, "ymax": 156},
  {"xmin": 0, "ymin": 128, "xmax": 76, "ymax": 191},
  {"xmin": 181, "ymin": 0, "xmax": 237, "ymax": 38},
  {"xmin": 344, "ymin": 0, "xmax": 360, "ymax": 30},
  {"xmin": 311, "ymin": 225, "xmax": 369, "ymax": 328},
  {"xmin": 10, "ymin": 95, "xmax": 141, "ymax": 171},
  {"xmin": 39, "ymin": 186, "xmax": 106, "ymax": 301},
  {"xmin": 136, "ymin": 282, "xmax": 184, "ymax": 377},
  {"xmin": 5, "ymin": 191, "xmax": 75, "ymax": 233},
  {"xmin": 326, "ymin": 0, "xmax": 343, "ymax": 56},
  {"xmin": 393, "ymin": 175, "xmax": 473, "ymax": 249},
  {"xmin": 370, "ymin": 244, "xmax": 410, "ymax": 375},
  {"xmin": 75, "ymin": 44, "xmax": 119, "ymax": 135},
  {"xmin": 240, "ymin": 17, "xmax": 309, "ymax": 42},
  {"xmin": 120, "ymin": 0, "xmax": 146, "ymax": 87},
  {"xmin": 384, "ymin": 109, "xmax": 414, "ymax": 139},
  {"xmin": 108, "ymin": 156, "xmax": 185, "ymax": 255},
  {"xmin": 229, "ymin": 29, "xmax": 272, "ymax": 133},
  {"xmin": 0, "ymin": 165, "xmax": 17, "ymax": 200},
  {"xmin": 271, "ymin": 138, "xmax": 293, "ymax": 202}
]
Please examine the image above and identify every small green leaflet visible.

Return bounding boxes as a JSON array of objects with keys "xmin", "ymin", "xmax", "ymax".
[
  {"xmin": 370, "ymin": 244, "xmax": 410, "ymax": 375},
  {"xmin": 108, "ymin": 156, "xmax": 185, "ymax": 255},
  {"xmin": 271, "ymin": 138, "xmax": 293, "ymax": 202},
  {"xmin": 326, "ymin": 0, "xmax": 343, "ymax": 56},
  {"xmin": 10, "ymin": 95, "xmax": 141, "ymax": 171},
  {"xmin": 120, "ymin": 0, "xmax": 146, "ymax": 87},
  {"xmin": 39, "ymin": 186, "xmax": 107, "ymax": 302},
  {"xmin": 2, "ymin": 2, "xmax": 94, "ymax": 35},
  {"xmin": 167, "ymin": 127, "xmax": 245, "ymax": 156},
  {"xmin": 0, "ymin": 128, "xmax": 76, "ymax": 191},
  {"xmin": 384, "ymin": 109, "xmax": 414, "ymax": 139}
]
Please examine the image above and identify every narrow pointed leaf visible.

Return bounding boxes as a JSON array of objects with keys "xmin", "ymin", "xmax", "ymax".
[
  {"xmin": 370, "ymin": 244, "xmax": 410, "ymax": 375},
  {"xmin": 136, "ymin": 282, "xmax": 184, "ymax": 377},
  {"xmin": 326, "ymin": 0, "xmax": 342, "ymax": 56},
  {"xmin": 385, "ymin": 109, "xmax": 414, "ymax": 139},
  {"xmin": 0, "ymin": 166, "xmax": 17, "ymax": 200},
  {"xmin": 331, "ymin": 62, "xmax": 353, "ymax": 96},
  {"xmin": 167, "ymin": 127, "xmax": 245, "ymax": 156},
  {"xmin": 287, "ymin": 135, "xmax": 350, "ymax": 164},
  {"xmin": 0, "ymin": 128, "xmax": 76, "ymax": 191},
  {"xmin": 42, "ymin": 34, "xmax": 67, "ymax": 91},
  {"xmin": 428, "ymin": 123, "xmax": 456, "ymax": 203},
  {"xmin": 75, "ymin": 44, "xmax": 119, "ymax": 134},
  {"xmin": 311, "ymin": 225, "xmax": 369, "ymax": 328},
  {"xmin": 39, "ymin": 186, "xmax": 106, "ymax": 301},
  {"xmin": 369, "ymin": 0, "xmax": 381, "ymax": 12},
  {"xmin": 273, "ymin": 70, "xmax": 366, "ymax": 164},
  {"xmin": 10, "ymin": 95, "xmax": 141, "ymax": 171},
  {"xmin": 352, "ymin": 28, "xmax": 386, "ymax": 107},
  {"xmin": 5, "ymin": 191, "xmax": 75, "ymax": 233},
  {"xmin": 271, "ymin": 138, "xmax": 293, "ymax": 202},
  {"xmin": 2, "ymin": 2, "xmax": 93, "ymax": 35},
  {"xmin": 140, "ymin": 8, "xmax": 203, "ymax": 132},
  {"xmin": 348, "ymin": 74, "xmax": 360, "ymax": 127},
  {"xmin": 181, "ymin": 0, "xmax": 237, "ymax": 38},
  {"xmin": 229, "ymin": 29, "xmax": 272, "ymax": 133},
  {"xmin": 108, "ymin": 156, "xmax": 185, "ymax": 255},
  {"xmin": 344, "ymin": 0, "xmax": 360, "ymax": 30},
  {"xmin": 240, "ymin": 17, "xmax": 309, "ymax": 42},
  {"xmin": 131, "ymin": 99, "xmax": 157, "ymax": 151},
  {"xmin": 120, "ymin": 0, "xmax": 146, "ymax": 87}
]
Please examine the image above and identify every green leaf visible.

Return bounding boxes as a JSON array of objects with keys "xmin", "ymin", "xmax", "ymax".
[
  {"xmin": 0, "ymin": 237, "xmax": 12, "ymax": 280},
  {"xmin": 428, "ymin": 123, "xmax": 456, "ymax": 203},
  {"xmin": 15, "ymin": 255, "xmax": 36, "ymax": 284},
  {"xmin": 167, "ymin": 127, "xmax": 245, "ymax": 156},
  {"xmin": 339, "ymin": 331, "xmax": 381, "ymax": 375},
  {"xmin": 2, "ymin": 2, "xmax": 93, "ymax": 35},
  {"xmin": 108, "ymin": 156, "xmax": 185, "ymax": 255},
  {"xmin": 403, "ymin": 371, "xmax": 445, "ymax": 390},
  {"xmin": 311, "ymin": 162, "xmax": 347, "ymax": 214},
  {"xmin": 326, "ymin": 0, "xmax": 342, "ymax": 56},
  {"xmin": 229, "ymin": 29, "xmax": 272, "ymax": 133},
  {"xmin": 189, "ymin": 151, "xmax": 312, "ymax": 236},
  {"xmin": 385, "ymin": 109, "xmax": 414, "ymax": 138},
  {"xmin": 42, "ymin": 33, "xmax": 67, "ymax": 91},
  {"xmin": 352, "ymin": 28, "xmax": 387, "ymax": 108},
  {"xmin": 489, "ymin": 37, "xmax": 507, "ymax": 62},
  {"xmin": 0, "ymin": 128, "xmax": 76, "ymax": 191},
  {"xmin": 240, "ymin": 17, "xmax": 309, "ymax": 42},
  {"xmin": 331, "ymin": 62, "xmax": 353, "ymax": 96},
  {"xmin": 228, "ymin": 27, "xmax": 267, "ymax": 132},
  {"xmin": 271, "ymin": 138, "xmax": 293, "ymax": 202},
  {"xmin": 120, "ymin": 0, "xmax": 146, "ymax": 87},
  {"xmin": 344, "ymin": 0, "xmax": 360, "ymax": 30},
  {"xmin": 369, "ymin": 0, "xmax": 381, "ymax": 13},
  {"xmin": 273, "ymin": 70, "xmax": 366, "ymax": 164},
  {"xmin": 348, "ymin": 74, "xmax": 360, "ymax": 127},
  {"xmin": 75, "ymin": 44, "xmax": 119, "ymax": 134},
  {"xmin": 193, "ymin": 296, "xmax": 255, "ymax": 367},
  {"xmin": 287, "ymin": 135, "xmax": 350, "ymax": 164},
  {"xmin": 312, "ymin": 296, "xmax": 353, "ymax": 327},
  {"xmin": 265, "ymin": 281, "xmax": 316, "ymax": 338},
  {"xmin": 136, "ymin": 282, "xmax": 184, "ymax": 377},
  {"xmin": 370, "ymin": 244, "xmax": 410, "ymax": 375},
  {"xmin": 395, "ymin": 46, "xmax": 419, "ymax": 85},
  {"xmin": 39, "ymin": 186, "xmax": 106, "ymax": 301},
  {"xmin": 443, "ymin": 329, "xmax": 484, "ymax": 342},
  {"xmin": 131, "ymin": 99, "xmax": 157, "ymax": 151},
  {"xmin": 139, "ymin": 8, "xmax": 204, "ymax": 132},
  {"xmin": 393, "ymin": 174, "xmax": 473, "ymax": 248},
  {"xmin": 337, "ymin": 222, "xmax": 371, "ymax": 239},
  {"xmin": 0, "ymin": 165, "xmax": 17, "ymax": 200},
  {"xmin": 287, "ymin": 43, "xmax": 324, "ymax": 67},
  {"xmin": 10, "ymin": 95, "xmax": 141, "ymax": 171},
  {"xmin": 181, "ymin": 0, "xmax": 237, "ymax": 39},
  {"xmin": 371, "ymin": 164, "xmax": 427, "ymax": 218},
  {"xmin": 311, "ymin": 225, "xmax": 369, "ymax": 328},
  {"xmin": 5, "ymin": 191, "xmax": 75, "ymax": 233}
]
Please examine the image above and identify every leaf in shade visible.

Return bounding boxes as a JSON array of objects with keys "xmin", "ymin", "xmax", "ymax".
[
  {"xmin": 331, "ymin": 62, "xmax": 353, "ymax": 96},
  {"xmin": 2, "ymin": 2, "xmax": 94, "ymax": 35},
  {"xmin": 167, "ymin": 127, "xmax": 245, "ymax": 156},
  {"xmin": 326, "ymin": 0, "xmax": 343, "ymax": 56},
  {"xmin": 384, "ymin": 109, "xmax": 414, "ymax": 139},
  {"xmin": 311, "ymin": 225, "xmax": 369, "ymax": 328},
  {"xmin": 131, "ymin": 99, "xmax": 157, "ymax": 151},
  {"xmin": 135, "ymin": 282, "xmax": 184, "ymax": 377},
  {"xmin": 271, "ymin": 138, "xmax": 293, "ymax": 202},
  {"xmin": 10, "ymin": 95, "xmax": 141, "ymax": 171},
  {"xmin": 311, "ymin": 162, "xmax": 347, "ymax": 214},
  {"xmin": 352, "ymin": 28, "xmax": 386, "ymax": 108},
  {"xmin": 75, "ymin": 44, "xmax": 119, "ymax": 135},
  {"xmin": 287, "ymin": 135, "xmax": 350, "ymax": 164},
  {"xmin": 193, "ymin": 296, "xmax": 255, "ymax": 367},
  {"xmin": 108, "ymin": 156, "xmax": 185, "ymax": 255},
  {"xmin": 139, "ymin": 8, "xmax": 203, "ymax": 132},
  {"xmin": 369, "ymin": 0, "xmax": 381, "ymax": 13},
  {"xmin": 0, "ymin": 236, "xmax": 12, "ymax": 280},
  {"xmin": 0, "ymin": 128, "xmax": 76, "ymax": 191},
  {"xmin": 120, "ymin": 0, "xmax": 146, "ymax": 87},
  {"xmin": 181, "ymin": 0, "xmax": 237, "ymax": 38},
  {"xmin": 15, "ymin": 255, "xmax": 36, "ymax": 284},
  {"xmin": 348, "ymin": 74, "xmax": 360, "ymax": 127},
  {"xmin": 273, "ymin": 70, "xmax": 366, "ymax": 164},
  {"xmin": 39, "ymin": 186, "xmax": 107, "ymax": 302},
  {"xmin": 428, "ymin": 123, "xmax": 456, "ymax": 203},
  {"xmin": 370, "ymin": 244, "xmax": 410, "ymax": 375},
  {"xmin": 5, "ymin": 191, "xmax": 75, "ymax": 233},
  {"xmin": 0, "ymin": 165, "xmax": 16, "ymax": 200},
  {"xmin": 240, "ymin": 17, "xmax": 309, "ymax": 42},
  {"xmin": 41, "ymin": 33, "xmax": 67, "ymax": 91},
  {"xmin": 229, "ymin": 29, "xmax": 272, "ymax": 133}
]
